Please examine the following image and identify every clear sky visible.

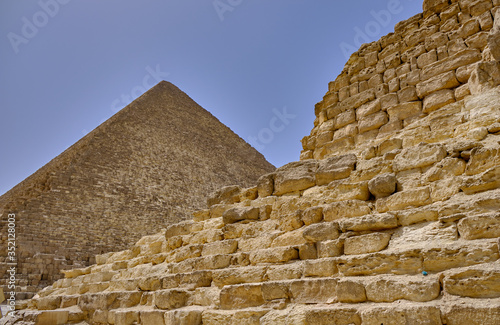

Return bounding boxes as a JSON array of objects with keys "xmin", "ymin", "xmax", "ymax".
[{"xmin": 0, "ymin": 0, "xmax": 423, "ymax": 195}]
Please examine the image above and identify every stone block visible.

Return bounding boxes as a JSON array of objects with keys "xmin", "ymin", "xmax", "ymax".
[
  {"xmin": 273, "ymin": 160, "xmax": 318, "ymax": 195},
  {"xmin": 302, "ymin": 206, "xmax": 323, "ymax": 225},
  {"xmin": 154, "ymin": 290, "xmax": 189, "ymax": 310},
  {"xmin": 420, "ymin": 48, "xmax": 482, "ymax": 80},
  {"xmin": 387, "ymin": 101, "xmax": 422, "ymax": 121},
  {"xmin": 327, "ymin": 179, "xmax": 370, "ymax": 201},
  {"xmin": 376, "ymin": 187, "xmax": 431, "ymax": 212},
  {"xmin": 219, "ymin": 284, "xmax": 264, "ymax": 309},
  {"xmin": 257, "ymin": 173, "xmax": 274, "ymax": 198},
  {"xmin": 222, "ymin": 206, "xmax": 259, "ymax": 224},
  {"xmin": 338, "ymin": 250, "xmax": 422, "ymax": 276},
  {"xmin": 368, "ymin": 173, "xmax": 397, "ymax": 199},
  {"xmin": 356, "ymin": 99, "xmax": 381, "ymax": 119},
  {"xmin": 444, "ymin": 268, "xmax": 500, "ymax": 298},
  {"xmin": 35, "ymin": 310, "xmax": 70, "ymax": 325},
  {"xmin": 164, "ymin": 308, "xmax": 203, "ymax": 325},
  {"xmin": 365, "ymin": 275, "xmax": 440, "ymax": 302},
  {"xmin": 249, "ymin": 246, "xmax": 298, "ymax": 265},
  {"xmin": 344, "ymin": 232, "xmax": 392, "ymax": 255},
  {"xmin": 335, "ymin": 109, "xmax": 356, "ymax": 129},
  {"xmin": 323, "ymin": 200, "xmax": 371, "ymax": 221},
  {"xmin": 461, "ymin": 166, "xmax": 500, "ymax": 194},
  {"xmin": 457, "ymin": 213, "xmax": 500, "ymax": 239},
  {"xmin": 443, "ymin": 304, "xmax": 500, "ymax": 325},
  {"xmin": 339, "ymin": 213, "xmax": 398, "ymax": 232},
  {"xmin": 303, "ymin": 258, "xmax": 337, "ymax": 277},
  {"xmin": 361, "ymin": 306, "xmax": 442, "ymax": 325},
  {"xmin": 165, "ymin": 221, "xmax": 193, "ymax": 239},
  {"xmin": 289, "ymin": 278, "xmax": 338, "ymax": 304},
  {"xmin": 207, "ymin": 185, "xmax": 241, "ymax": 207},
  {"xmin": 423, "ymin": 89, "xmax": 456, "ymax": 113},
  {"xmin": 358, "ymin": 111, "xmax": 388, "ymax": 133},
  {"xmin": 272, "ymin": 228, "xmax": 308, "ymax": 247},
  {"xmin": 302, "ymin": 222, "xmax": 340, "ymax": 242},
  {"xmin": 315, "ymin": 153, "xmax": 356, "ymax": 186},
  {"xmin": 212, "ymin": 266, "xmax": 266, "ymax": 288},
  {"xmin": 201, "ymin": 240, "xmax": 238, "ymax": 256},
  {"xmin": 336, "ymin": 279, "xmax": 367, "ymax": 303},
  {"xmin": 317, "ymin": 239, "xmax": 344, "ymax": 258},
  {"xmin": 417, "ymin": 71, "xmax": 460, "ymax": 98},
  {"xmin": 393, "ymin": 143, "xmax": 447, "ymax": 172}
]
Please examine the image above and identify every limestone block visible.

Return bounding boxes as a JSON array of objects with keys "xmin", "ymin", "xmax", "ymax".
[
  {"xmin": 339, "ymin": 213, "xmax": 398, "ymax": 232},
  {"xmin": 457, "ymin": 213, "xmax": 500, "ymax": 239},
  {"xmin": 316, "ymin": 131, "xmax": 333, "ymax": 147},
  {"xmin": 424, "ymin": 157, "xmax": 466, "ymax": 181},
  {"xmin": 201, "ymin": 240, "xmax": 238, "ymax": 256},
  {"xmin": 368, "ymin": 173, "xmax": 397, "ymax": 199},
  {"xmin": 333, "ymin": 122, "xmax": 358, "ymax": 139},
  {"xmin": 397, "ymin": 207, "xmax": 439, "ymax": 226},
  {"xmin": 340, "ymin": 89, "xmax": 376, "ymax": 110},
  {"xmin": 376, "ymin": 187, "xmax": 431, "ymax": 212},
  {"xmin": 393, "ymin": 143, "xmax": 447, "ymax": 172},
  {"xmin": 319, "ymin": 136, "xmax": 355, "ymax": 159},
  {"xmin": 249, "ymin": 246, "xmax": 298, "ymax": 265},
  {"xmin": 112, "ymin": 310, "xmax": 140, "ymax": 325},
  {"xmin": 380, "ymin": 93, "xmax": 399, "ymax": 110},
  {"xmin": 212, "ymin": 266, "xmax": 266, "ymax": 288},
  {"xmin": 443, "ymin": 303, "xmax": 500, "ymax": 325},
  {"xmin": 289, "ymin": 278, "xmax": 337, "ymax": 304},
  {"xmin": 444, "ymin": 268, "xmax": 500, "ymax": 298},
  {"xmin": 365, "ymin": 275, "xmax": 440, "ymax": 302},
  {"xmin": 35, "ymin": 310, "xmax": 69, "ymax": 325},
  {"xmin": 209, "ymin": 204, "xmax": 232, "ymax": 219},
  {"xmin": 420, "ymin": 49, "xmax": 482, "ymax": 80},
  {"xmin": 220, "ymin": 284, "xmax": 264, "ymax": 309},
  {"xmin": 466, "ymin": 147, "xmax": 500, "ymax": 175},
  {"xmin": 338, "ymin": 250, "xmax": 422, "ymax": 276},
  {"xmin": 266, "ymin": 263, "xmax": 303, "ymax": 280},
  {"xmin": 164, "ymin": 308, "xmax": 203, "ymax": 325},
  {"xmin": 488, "ymin": 10, "xmax": 500, "ymax": 61},
  {"xmin": 461, "ymin": 166, "xmax": 500, "ymax": 194},
  {"xmin": 303, "ymin": 258, "xmax": 337, "ymax": 277},
  {"xmin": 336, "ymin": 279, "xmax": 367, "ymax": 303},
  {"xmin": 335, "ymin": 109, "xmax": 356, "ymax": 129},
  {"xmin": 261, "ymin": 281, "xmax": 290, "ymax": 301},
  {"xmin": 317, "ymin": 239, "xmax": 344, "ymax": 258},
  {"xmin": 302, "ymin": 206, "xmax": 323, "ymax": 225},
  {"xmin": 387, "ymin": 101, "xmax": 423, "ymax": 121},
  {"xmin": 298, "ymin": 242, "xmax": 317, "ymax": 260},
  {"xmin": 303, "ymin": 306, "xmax": 362, "ymax": 325},
  {"xmin": 422, "ymin": 241, "xmax": 500, "ymax": 272},
  {"xmin": 207, "ymin": 185, "xmax": 241, "ymax": 207},
  {"xmin": 191, "ymin": 287, "xmax": 220, "ymax": 307},
  {"xmin": 273, "ymin": 160, "xmax": 318, "ymax": 195},
  {"xmin": 272, "ymin": 229, "xmax": 307, "ymax": 247},
  {"xmin": 344, "ymin": 232, "xmax": 392, "ymax": 255},
  {"xmin": 315, "ymin": 154, "xmax": 356, "ymax": 186},
  {"xmin": 189, "ymin": 229, "xmax": 223, "ymax": 244},
  {"xmin": 222, "ymin": 206, "xmax": 259, "ymax": 224},
  {"xmin": 302, "ymin": 222, "xmax": 340, "ymax": 242},
  {"xmin": 35, "ymin": 296, "xmax": 61, "ymax": 310},
  {"xmin": 327, "ymin": 179, "xmax": 370, "ymax": 201},
  {"xmin": 356, "ymin": 99, "xmax": 381, "ymax": 119},
  {"xmin": 430, "ymin": 177, "xmax": 463, "ymax": 202},
  {"xmin": 423, "ymin": 89, "xmax": 456, "ymax": 113},
  {"xmin": 165, "ymin": 221, "xmax": 194, "ymax": 239},
  {"xmin": 257, "ymin": 173, "xmax": 274, "ymax": 198},
  {"xmin": 358, "ymin": 111, "xmax": 388, "ymax": 133},
  {"xmin": 361, "ymin": 306, "xmax": 442, "ymax": 325},
  {"xmin": 323, "ymin": 200, "xmax": 371, "ymax": 221},
  {"xmin": 469, "ymin": 61, "xmax": 500, "ymax": 94},
  {"xmin": 154, "ymin": 290, "xmax": 189, "ymax": 310},
  {"xmin": 417, "ymin": 71, "xmax": 460, "ymax": 98},
  {"xmin": 173, "ymin": 245, "xmax": 202, "ymax": 263}
]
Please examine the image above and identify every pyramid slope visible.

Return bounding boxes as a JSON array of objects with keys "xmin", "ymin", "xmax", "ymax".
[{"xmin": 0, "ymin": 81, "xmax": 275, "ymax": 297}]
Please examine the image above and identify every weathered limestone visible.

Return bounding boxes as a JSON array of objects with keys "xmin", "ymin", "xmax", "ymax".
[{"xmin": 5, "ymin": 1, "xmax": 500, "ymax": 324}]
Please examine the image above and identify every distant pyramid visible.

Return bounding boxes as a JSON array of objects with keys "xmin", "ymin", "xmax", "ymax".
[{"xmin": 0, "ymin": 81, "xmax": 275, "ymax": 297}]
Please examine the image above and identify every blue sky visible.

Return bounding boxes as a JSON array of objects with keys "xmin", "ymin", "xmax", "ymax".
[{"xmin": 0, "ymin": 0, "xmax": 423, "ymax": 195}]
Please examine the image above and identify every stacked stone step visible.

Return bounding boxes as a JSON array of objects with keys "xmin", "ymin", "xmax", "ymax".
[
  {"xmin": 301, "ymin": 0, "xmax": 500, "ymax": 162},
  {"xmin": 4, "ymin": 87, "xmax": 500, "ymax": 324}
]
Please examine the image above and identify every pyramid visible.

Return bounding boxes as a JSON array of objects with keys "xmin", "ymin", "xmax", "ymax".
[
  {"xmin": 3, "ymin": 0, "xmax": 500, "ymax": 324},
  {"xmin": 0, "ymin": 81, "xmax": 275, "ymax": 298}
]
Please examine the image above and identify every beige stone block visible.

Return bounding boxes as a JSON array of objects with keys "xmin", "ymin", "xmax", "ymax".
[
  {"xmin": 376, "ymin": 187, "xmax": 431, "ymax": 212},
  {"xmin": 333, "ymin": 123, "xmax": 358, "ymax": 139},
  {"xmin": 289, "ymin": 278, "xmax": 337, "ymax": 304},
  {"xmin": 266, "ymin": 263, "xmax": 303, "ymax": 280},
  {"xmin": 337, "ymin": 250, "xmax": 422, "ymax": 276},
  {"xmin": 444, "ymin": 268, "xmax": 500, "ymax": 298},
  {"xmin": 303, "ymin": 258, "xmax": 337, "ymax": 277},
  {"xmin": 113, "ymin": 310, "xmax": 140, "ymax": 325},
  {"xmin": 387, "ymin": 101, "xmax": 422, "ymax": 121},
  {"xmin": 455, "ymin": 83, "xmax": 471, "ymax": 100},
  {"xmin": 458, "ymin": 213, "xmax": 500, "ymax": 240},
  {"xmin": 316, "ymin": 131, "xmax": 333, "ymax": 147},
  {"xmin": 422, "ymin": 241, "xmax": 500, "ymax": 273},
  {"xmin": 461, "ymin": 166, "xmax": 500, "ymax": 194},
  {"xmin": 249, "ymin": 246, "xmax": 298, "ymax": 265},
  {"xmin": 378, "ymin": 119, "xmax": 403, "ymax": 136},
  {"xmin": 164, "ymin": 308, "xmax": 202, "ymax": 325},
  {"xmin": 443, "ymin": 304, "xmax": 500, "ymax": 325},
  {"xmin": 220, "ymin": 284, "xmax": 264, "ymax": 309},
  {"xmin": 272, "ymin": 228, "xmax": 307, "ymax": 247},
  {"xmin": 344, "ymin": 232, "xmax": 392, "ymax": 255},
  {"xmin": 368, "ymin": 173, "xmax": 397, "ymax": 199},
  {"xmin": 238, "ymin": 233, "xmax": 277, "ymax": 252},
  {"xmin": 207, "ymin": 185, "xmax": 241, "ymax": 207},
  {"xmin": 201, "ymin": 240, "xmax": 238, "ymax": 256},
  {"xmin": 361, "ymin": 306, "xmax": 442, "ymax": 325},
  {"xmin": 430, "ymin": 177, "xmax": 462, "ymax": 202},
  {"xmin": 417, "ymin": 71, "xmax": 460, "ymax": 98},
  {"xmin": 397, "ymin": 207, "xmax": 438, "ymax": 226},
  {"xmin": 466, "ymin": 146, "xmax": 500, "ymax": 175},
  {"xmin": 301, "ymin": 206, "xmax": 323, "ymax": 225},
  {"xmin": 261, "ymin": 281, "xmax": 290, "ymax": 301},
  {"xmin": 393, "ymin": 143, "xmax": 447, "ymax": 172},
  {"xmin": 380, "ymin": 93, "xmax": 399, "ymax": 110},
  {"xmin": 397, "ymin": 85, "xmax": 418, "ymax": 103},
  {"xmin": 273, "ymin": 160, "xmax": 318, "ymax": 196},
  {"xmin": 256, "ymin": 173, "xmax": 274, "ymax": 198},
  {"xmin": 307, "ymin": 231, "xmax": 341, "ymax": 255},
  {"xmin": 339, "ymin": 213, "xmax": 398, "ymax": 232},
  {"xmin": 423, "ymin": 89, "xmax": 456, "ymax": 113},
  {"xmin": 212, "ymin": 266, "xmax": 266, "ymax": 288},
  {"xmin": 356, "ymin": 99, "xmax": 381, "ymax": 119},
  {"xmin": 317, "ymin": 136, "xmax": 354, "ymax": 159},
  {"xmin": 335, "ymin": 279, "xmax": 367, "ymax": 303},
  {"xmin": 327, "ymin": 179, "xmax": 370, "ymax": 201},
  {"xmin": 323, "ymin": 200, "xmax": 371, "ymax": 221},
  {"xmin": 420, "ymin": 48, "xmax": 482, "ymax": 80},
  {"xmin": 365, "ymin": 275, "xmax": 440, "ymax": 302},
  {"xmin": 302, "ymin": 222, "xmax": 339, "ymax": 242},
  {"xmin": 154, "ymin": 290, "xmax": 189, "ymax": 310},
  {"xmin": 165, "ymin": 221, "xmax": 194, "ymax": 239},
  {"xmin": 358, "ymin": 111, "xmax": 388, "ymax": 133},
  {"xmin": 315, "ymin": 153, "xmax": 356, "ymax": 186},
  {"xmin": 334, "ymin": 109, "xmax": 356, "ymax": 129}
]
